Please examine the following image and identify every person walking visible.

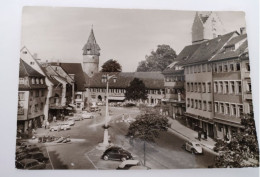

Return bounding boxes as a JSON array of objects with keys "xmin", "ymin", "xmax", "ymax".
[{"xmin": 53, "ymin": 116, "xmax": 57, "ymax": 122}]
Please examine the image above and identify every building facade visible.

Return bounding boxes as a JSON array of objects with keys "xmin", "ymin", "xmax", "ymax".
[{"xmin": 18, "ymin": 59, "xmax": 47, "ymax": 133}]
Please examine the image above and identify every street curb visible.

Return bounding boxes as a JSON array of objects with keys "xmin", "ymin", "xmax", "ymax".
[{"xmin": 168, "ymin": 126, "xmax": 219, "ymax": 156}]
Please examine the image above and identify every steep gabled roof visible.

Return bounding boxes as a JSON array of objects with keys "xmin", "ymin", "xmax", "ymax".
[
  {"xmin": 82, "ymin": 28, "xmax": 100, "ymax": 56},
  {"xmin": 19, "ymin": 59, "xmax": 44, "ymax": 77},
  {"xmin": 60, "ymin": 63, "xmax": 87, "ymax": 91},
  {"xmin": 178, "ymin": 31, "xmax": 237, "ymax": 66},
  {"xmin": 86, "ymin": 72, "xmax": 164, "ymax": 89},
  {"xmin": 225, "ymin": 33, "xmax": 247, "ymax": 46}
]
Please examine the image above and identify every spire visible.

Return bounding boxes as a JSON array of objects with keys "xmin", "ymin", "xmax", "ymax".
[{"xmin": 82, "ymin": 27, "xmax": 100, "ymax": 56}]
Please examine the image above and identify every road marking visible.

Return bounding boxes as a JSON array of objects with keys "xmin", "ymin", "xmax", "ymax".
[
  {"xmin": 45, "ymin": 146, "xmax": 54, "ymax": 170},
  {"xmin": 85, "ymin": 154, "xmax": 98, "ymax": 170}
]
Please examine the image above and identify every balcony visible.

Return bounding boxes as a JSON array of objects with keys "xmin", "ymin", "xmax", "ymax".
[{"xmin": 164, "ymin": 81, "xmax": 184, "ymax": 88}]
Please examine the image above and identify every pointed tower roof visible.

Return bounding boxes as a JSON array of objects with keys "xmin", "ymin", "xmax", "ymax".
[{"xmin": 82, "ymin": 28, "xmax": 101, "ymax": 56}]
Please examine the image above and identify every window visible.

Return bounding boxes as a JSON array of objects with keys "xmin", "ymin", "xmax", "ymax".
[
  {"xmin": 218, "ymin": 64, "xmax": 223, "ymax": 72},
  {"xmin": 238, "ymin": 105, "xmax": 243, "ymax": 117},
  {"xmin": 194, "ymin": 83, "xmax": 197, "ymax": 92},
  {"xmin": 207, "ymin": 64, "xmax": 212, "ymax": 72},
  {"xmin": 198, "ymin": 65, "xmax": 201, "ymax": 73},
  {"xmin": 219, "ymin": 81, "xmax": 223, "ymax": 93},
  {"xmin": 19, "ymin": 78, "xmax": 24, "ymax": 84},
  {"xmin": 214, "ymin": 82, "xmax": 218, "ymax": 93},
  {"xmin": 231, "ymin": 104, "xmax": 236, "ymax": 116},
  {"xmin": 202, "ymin": 83, "xmax": 206, "ymax": 93},
  {"xmin": 236, "ymin": 81, "xmax": 242, "ymax": 94},
  {"xmin": 40, "ymin": 78, "xmax": 44, "ymax": 84},
  {"xmin": 220, "ymin": 103, "xmax": 224, "ymax": 114},
  {"xmin": 208, "ymin": 101, "xmax": 212, "ymax": 112},
  {"xmin": 230, "ymin": 63, "xmax": 234, "ymax": 71},
  {"xmin": 28, "ymin": 106, "xmax": 32, "ymax": 114},
  {"xmin": 214, "ymin": 64, "xmax": 218, "ymax": 72},
  {"xmin": 190, "ymin": 83, "xmax": 194, "ymax": 92},
  {"xmin": 218, "ymin": 124, "xmax": 223, "ymax": 132},
  {"xmin": 36, "ymin": 78, "xmax": 39, "ymax": 84},
  {"xmin": 247, "ymin": 82, "xmax": 252, "ymax": 93},
  {"xmin": 208, "ymin": 82, "xmax": 211, "ymax": 93},
  {"xmin": 246, "ymin": 63, "xmax": 250, "ymax": 71},
  {"xmin": 35, "ymin": 104, "xmax": 38, "ymax": 112},
  {"xmin": 230, "ymin": 81, "xmax": 235, "ymax": 94},
  {"xmin": 224, "ymin": 81, "xmax": 229, "ymax": 94},
  {"xmin": 214, "ymin": 102, "xmax": 218, "ymax": 113},
  {"xmin": 35, "ymin": 90, "xmax": 39, "ymax": 97},
  {"xmin": 41, "ymin": 90, "xmax": 44, "ymax": 97},
  {"xmin": 236, "ymin": 62, "xmax": 240, "ymax": 71},
  {"xmin": 225, "ymin": 103, "xmax": 230, "ymax": 115},
  {"xmin": 198, "ymin": 83, "xmax": 201, "ymax": 93},
  {"xmin": 195, "ymin": 100, "xmax": 198, "ymax": 109},
  {"xmin": 191, "ymin": 99, "xmax": 194, "ymax": 108},
  {"xmin": 40, "ymin": 102, "xmax": 44, "ymax": 110},
  {"xmin": 198, "ymin": 100, "xmax": 202, "ymax": 110},
  {"xmin": 187, "ymin": 83, "xmax": 190, "ymax": 92},
  {"xmin": 31, "ymin": 78, "xmax": 35, "ymax": 84},
  {"xmin": 18, "ymin": 92, "xmax": 25, "ymax": 101},
  {"xmin": 187, "ymin": 98, "xmax": 190, "ymax": 107},
  {"xmin": 30, "ymin": 61, "xmax": 34, "ymax": 65},
  {"xmin": 223, "ymin": 62, "xmax": 228, "ymax": 72},
  {"xmin": 203, "ymin": 101, "xmax": 207, "ymax": 111}
]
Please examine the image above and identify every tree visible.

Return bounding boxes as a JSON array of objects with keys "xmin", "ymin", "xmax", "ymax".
[
  {"xmin": 126, "ymin": 113, "xmax": 170, "ymax": 165},
  {"xmin": 214, "ymin": 113, "xmax": 259, "ymax": 168},
  {"xmin": 125, "ymin": 78, "xmax": 148, "ymax": 101},
  {"xmin": 101, "ymin": 59, "xmax": 122, "ymax": 72},
  {"xmin": 137, "ymin": 44, "xmax": 177, "ymax": 72}
]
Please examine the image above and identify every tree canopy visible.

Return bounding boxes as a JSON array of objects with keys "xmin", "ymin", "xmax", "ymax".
[
  {"xmin": 101, "ymin": 59, "xmax": 122, "ymax": 72},
  {"xmin": 214, "ymin": 113, "xmax": 259, "ymax": 168},
  {"xmin": 125, "ymin": 78, "xmax": 148, "ymax": 101},
  {"xmin": 126, "ymin": 113, "xmax": 170, "ymax": 142},
  {"xmin": 137, "ymin": 44, "xmax": 177, "ymax": 72}
]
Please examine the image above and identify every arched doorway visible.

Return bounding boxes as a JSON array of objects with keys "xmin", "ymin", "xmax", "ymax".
[{"xmin": 98, "ymin": 95, "xmax": 102, "ymax": 102}]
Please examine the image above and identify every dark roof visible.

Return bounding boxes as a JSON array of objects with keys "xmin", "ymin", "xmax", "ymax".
[
  {"xmin": 40, "ymin": 66, "xmax": 60, "ymax": 86},
  {"xmin": 19, "ymin": 59, "xmax": 44, "ymax": 77},
  {"xmin": 211, "ymin": 40, "xmax": 248, "ymax": 61},
  {"xmin": 178, "ymin": 31, "xmax": 237, "ymax": 66},
  {"xmin": 86, "ymin": 72, "xmax": 164, "ymax": 89},
  {"xmin": 225, "ymin": 34, "xmax": 247, "ymax": 46},
  {"xmin": 60, "ymin": 63, "xmax": 87, "ymax": 91},
  {"xmin": 82, "ymin": 28, "xmax": 100, "ymax": 56}
]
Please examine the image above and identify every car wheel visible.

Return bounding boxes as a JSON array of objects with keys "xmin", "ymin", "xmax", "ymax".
[
  {"xmin": 191, "ymin": 149, "xmax": 196, "ymax": 155},
  {"xmin": 103, "ymin": 155, "xmax": 109, "ymax": 161},
  {"xmin": 121, "ymin": 157, "xmax": 126, "ymax": 161}
]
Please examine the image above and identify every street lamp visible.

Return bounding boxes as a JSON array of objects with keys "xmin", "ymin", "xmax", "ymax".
[{"xmin": 97, "ymin": 74, "xmax": 117, "ymax": 150}]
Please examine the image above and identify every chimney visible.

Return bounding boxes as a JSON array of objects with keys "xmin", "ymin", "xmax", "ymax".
[{"xmin": 240, "ymin": 27, "xmax": 246, "ymax": 35}]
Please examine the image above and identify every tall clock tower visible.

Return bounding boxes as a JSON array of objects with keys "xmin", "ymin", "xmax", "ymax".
[{"xmin": 82, "ymin": 28, "xmax": 100, "ymax": 77}]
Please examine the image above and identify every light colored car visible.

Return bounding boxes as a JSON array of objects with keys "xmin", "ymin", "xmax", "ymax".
[
  {"xmin": 64, "ymin": 120, "xmax": 75, "ymax": 126},
  {"xmin": 16, "ymin": 159, "xmax": 46, "ymax": 169},
  {"xmin": 184, "ymin": 141, "xmax": 203, "ymax": 154},
  {"xmin": 50, "ymin": 123, "xmax": 71, "ymax": 131},
  {"xmin": 117, "ymin": 160, "xmax": 150, "ymax": 170},
  {"xmin": 97, "ymin": 102, "xmax": 104, "ymax": 106},
  {"xmin": 82, "ymin": 112, "xmax": 94, "ymax": 119}
]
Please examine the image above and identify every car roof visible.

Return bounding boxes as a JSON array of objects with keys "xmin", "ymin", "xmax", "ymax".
[
  {"xmin": 118, "ymin": 160, "xmax": 140, "ymax": 168},
  {"xmin": 28, "ymin": 151, "xmax": 43, "ymax": 155}
]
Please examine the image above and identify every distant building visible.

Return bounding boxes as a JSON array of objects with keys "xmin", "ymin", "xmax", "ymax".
[
  {"xmin": 85, "ymin": 72, "xmax": 165, "ymax": 106},
  {"xmin": 192, "ymin": 11, "xmax": 225, "ymax": 44},
  {"xmin": 82, "ymin": 28, "xmax": 100, "ymax": 77},
  {"xmin": 18, "ymin": 59, "xmax": 47, "ymax": 133}
]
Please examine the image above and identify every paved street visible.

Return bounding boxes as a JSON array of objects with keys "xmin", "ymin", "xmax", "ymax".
[{"xmin": 32, "ymin": 106, "xmax": 215, "ymax": 169}]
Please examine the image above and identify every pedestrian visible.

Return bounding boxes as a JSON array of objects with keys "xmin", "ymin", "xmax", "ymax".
[
  {"xmin": 204, "ymin": 131, "xmax": 207, "ymax": 140},
  {"xmin": 198, "ymin": 131, "xmax": 201, "ymax": 141},
  {"xmin": 46, "ymin": 121, "xmax": 50, "ymax": 129},
  {"xmin": 53, "ymin": 116, "xmax": 57, "ymax": 122}
]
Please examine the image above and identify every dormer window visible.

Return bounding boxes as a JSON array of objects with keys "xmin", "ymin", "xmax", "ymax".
[
  {"xmin": 225, "ymin": 45, "xmax": 235, "ymax": 52},
  {"xmin": 40, "ymin": 78, "xmax": 44, "ymax": 84},
  {"xmin": 36, "ymin": 78, "xmax": 39, "ymax": 84},
  {"xmin": 31, "ymin": 78, "xmax": 35, "ymax": 84},
  {"xmin": 30, "ymin": 61, "xmax": 34, "ymax": 65},
  {"xmin": 23, "ymin": 51, "xmax": 27, "ymax": 54}
]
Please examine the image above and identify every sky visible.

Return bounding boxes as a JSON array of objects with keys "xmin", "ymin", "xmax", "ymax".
[{"xmin": 21, "ymin": 7, "xmax": 246, "ymax": 72}]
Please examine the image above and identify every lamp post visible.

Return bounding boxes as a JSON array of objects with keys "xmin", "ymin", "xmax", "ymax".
[{"xmin": 97, "ymin": 74, "xmax": 116, "ymax": 150}]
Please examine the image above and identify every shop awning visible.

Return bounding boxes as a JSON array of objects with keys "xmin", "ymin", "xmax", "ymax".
[{"xmin": 108, "ymin": 96, "xmax": 125, "ymax": 101}]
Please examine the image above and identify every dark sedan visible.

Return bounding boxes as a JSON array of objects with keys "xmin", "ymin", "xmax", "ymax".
[{"xmin": 101, "ymin": 146, "xmax": 133, "ymax": 161}]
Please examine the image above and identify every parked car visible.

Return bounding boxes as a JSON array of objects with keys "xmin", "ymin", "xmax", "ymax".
[
  {"xmin": 26, "ymin": 152, "xmax": 49, "ymax": 163},
  {"xmin": 69, "ymin": 115, "xmax": 82, "ymax": 121},
  {"xmin": 50, "ymin": 123, "xmax": 70, "ymax": 132},
  {"xmin": 25, "ymin": 146, "xmax": 41, "ymax": 153},
  {"xmin": 16, "ymin": 152, "xmax": 28, "ymax": 161},
  {"xmin": 97, "ymin": 102, "xmax": 104, "ymax": 106},
  {"xmin": 82, "ymin": 112, "xmax": 94, "ymax": 119},
  {"xmin": 90, "ymin": 106, "xmax": 99, "ymax": 112},
  {"xmin": 64, "ymin": 120, "xmax": 75, "ymax": 126},
  {"xmin": 101, "ymin": 146, "xmax": 133, "ymax": 161},
  {"xmin": 184, "ymin": 141, "xmax": 203, "ymax": 154},
  {"xmin": 16, "ymin": 159, "xmax": 46, "ymax": 169},
  {"xmin": 117, "ymin": 159, "xmax": 150, "ymax": 170}
]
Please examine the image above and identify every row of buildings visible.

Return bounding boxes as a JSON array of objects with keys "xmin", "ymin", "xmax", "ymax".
[{"xmin": 17, "ymin": 11, "xmax": 252, "ymax": 141}]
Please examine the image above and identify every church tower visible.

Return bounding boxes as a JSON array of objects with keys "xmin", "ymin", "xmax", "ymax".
[
  {"xmin": 192, "ymin": 11, "xmax": 226, "ymax": 44},
  {"xmin": 82, "ymin": 27, "xmax": 100, "ymax": 77}
]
